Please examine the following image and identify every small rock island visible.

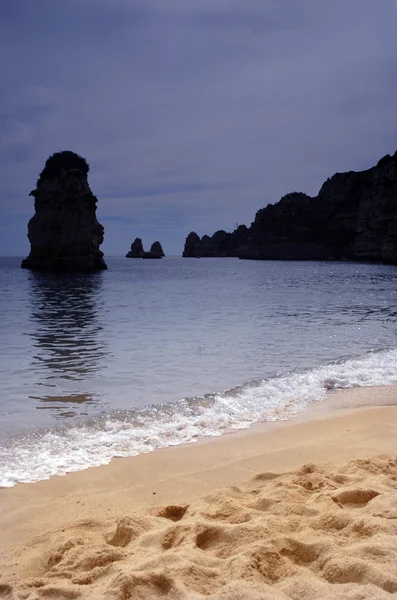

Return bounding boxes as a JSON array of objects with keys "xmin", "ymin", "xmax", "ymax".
[
  {"xmin": 126, "ymin": 238, "xmax": 145, "ymax": 258},
  {"xmin": 21, "ymin": 151, "xmax": 107, "ymax": 271},
  {"xmin": 126, "ymin": 239, "xmax": 165, "ymax": 259},
  {"xmin": 149, "ymin": 241, "xmax": 165, "ymax": 258}
]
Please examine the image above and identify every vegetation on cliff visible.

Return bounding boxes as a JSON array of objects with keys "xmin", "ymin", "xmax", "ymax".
[{"xmin": 35, "ymin": 151, "xmax": 89, "ymax": 188}]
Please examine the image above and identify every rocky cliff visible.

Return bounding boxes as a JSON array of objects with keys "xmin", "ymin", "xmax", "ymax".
[
  {"xmin": 21, "ymin": 151, "xmax": 107, "ymax": 271},
  {"xmin": 183, "ymin": 151, "xmax": 397, "ymax": 263},
  {"xmin": 182, "ymin": 226, "xmax": 249, "ymax": 257}
]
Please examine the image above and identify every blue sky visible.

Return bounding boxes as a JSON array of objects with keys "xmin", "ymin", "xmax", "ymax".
[{"xmin": 1, "ymin": 0, "xmax": 396, "ymax": 256}]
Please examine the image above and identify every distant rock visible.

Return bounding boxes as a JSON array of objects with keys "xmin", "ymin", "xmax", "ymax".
[
  {"xmin": 21, "ymin": 151, "xmax": 107, "ymax": 271},
  {"xmin": 126, "ymin": 239, "xmax": 165, "ymax": 259},
  {"xmin": 183, "ymin": 151, "xmax": 397, "ymax": 264},
  {"xmin": 182, "ymin": 227, "xmax": 249, "ymax": 258},
  {"xmin": 148, "ymin": 241, "xmax": 165, "ymax": 258},
  {"xmin": 126, "ymin": 238, "xmax": 144, "ymax": 258},
  {"xmin": 182, "ymin": 232, "xmax": 202, "ymax": 257}
]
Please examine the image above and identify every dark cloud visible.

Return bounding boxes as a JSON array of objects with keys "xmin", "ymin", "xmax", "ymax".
[{"xmin": 1, "ymin": 0, "xmax": 396, "ymax": 256}]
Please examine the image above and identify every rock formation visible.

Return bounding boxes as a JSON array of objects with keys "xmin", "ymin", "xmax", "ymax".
[
  {"xmin": 126, "ymin": 238, "xmax": 144, "ymax": 258},
  {"xmin": 147, "ymin": 241, "xmax": 165, "ymax": 258},
  {"xmin": 126, "ymin": 239, "xmax": 165, "ymax": 258},
  {"xmin": 183, "ymin": 151, "xmax": 397, "ymax": 264},
  {"xmin": 182, "ymin": 232, "xmax": 202, "ymax": 257},
  {"xmin": 21, "ymin": 151, "xmax": 107, "ymax": 271},
  {"xmin": 182, "ymin": 226, "xmax": 249, "ymax": 257}
]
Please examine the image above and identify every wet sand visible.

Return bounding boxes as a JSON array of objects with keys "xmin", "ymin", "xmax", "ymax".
[{"xmin": 1, "ymin": 385, "xmax": 397, "ymax": 599}]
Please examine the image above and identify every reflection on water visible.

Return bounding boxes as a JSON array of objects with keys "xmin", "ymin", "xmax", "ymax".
[
  {"xmin": 28, "ymin": 272, "xmax": 107, "ymax": 417},
  {"xmin": 2, "ymin": 257, "xmax": 397, "ymax": 440}
]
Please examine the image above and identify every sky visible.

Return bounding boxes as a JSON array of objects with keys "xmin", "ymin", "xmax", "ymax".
[{"xmin": 0, "ymin": 0, "xmax": 396, "ymax": 257}]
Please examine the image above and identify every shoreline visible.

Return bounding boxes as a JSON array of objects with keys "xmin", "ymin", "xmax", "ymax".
[
  {"xmin": 1, "ymin": 384, "xmax": 397, "ymax": 598},
  {"xmin": 2, "ymin": 342, "xmax": 397, "ymax": 489}
]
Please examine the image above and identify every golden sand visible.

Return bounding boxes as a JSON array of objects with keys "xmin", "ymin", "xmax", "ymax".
[{"xmin": 1, "ymin": 387, "xmax": 397, "ymax": 599}]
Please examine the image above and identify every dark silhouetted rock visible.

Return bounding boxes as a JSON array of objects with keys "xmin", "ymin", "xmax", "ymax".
[
  {"xmin": 148, "ymin": 241, "xmax": 165, "ymax": 257},
  {"xmin": 182, "ymin": 227, "xmax": 249, "ymax": 258},
  {"xmin": 183, "ymin": 232, "xmax": 202, "ymax": 257},
  {"xmin": 183, "ymin": 151, "xmax": 397, "ymax": 264},
  {"xmin": 126, "ymin": 239, "xmax": 165, "ymax": 258},
  {"xmin": 126, "ymin": 238, "xmax": 144, "ymax": 258},
  {"xmin": 21, "ymin": 151, "xmax": 107, "ymax": 271}
]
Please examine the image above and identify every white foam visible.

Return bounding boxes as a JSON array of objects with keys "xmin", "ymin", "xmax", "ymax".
[{"xmin": 1, "ymin": 348, "xmax": 397, "ymax": 487}]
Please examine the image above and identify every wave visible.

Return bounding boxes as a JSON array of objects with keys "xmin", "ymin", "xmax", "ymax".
[{"xmin": 1, "ymin": 348, "xmax": 397, "ymax": 488}]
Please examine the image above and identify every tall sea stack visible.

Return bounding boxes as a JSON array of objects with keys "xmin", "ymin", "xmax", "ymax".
[{"xmin": 21, "ymin": 151, "xmax": 107, "ymax": 271}]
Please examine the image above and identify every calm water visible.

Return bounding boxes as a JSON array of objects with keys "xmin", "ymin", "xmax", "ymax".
[{"xmin": 1, "ymin": 257, "xmax": 397, "ymax": 486}]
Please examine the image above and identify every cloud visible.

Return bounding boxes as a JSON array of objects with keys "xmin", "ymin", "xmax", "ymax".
[{"xmin": 0, "ymin": 0, "xmax": 396, "ymax": 256}]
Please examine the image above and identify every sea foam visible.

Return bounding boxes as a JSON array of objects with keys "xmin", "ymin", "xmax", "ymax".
[{"xmin": 1, "ymin": 348, "xmax": 396, "ymax": 488}]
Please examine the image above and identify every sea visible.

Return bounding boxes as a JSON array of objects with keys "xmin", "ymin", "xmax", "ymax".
[{"xmin": 1, "ymin": 257, "xmax": 397, "ymax": 488}]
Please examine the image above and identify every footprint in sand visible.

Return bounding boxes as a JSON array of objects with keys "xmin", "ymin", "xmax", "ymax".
[{"xmin": 332, "ymin": 488, "xmax": 379, "ymax": 508}]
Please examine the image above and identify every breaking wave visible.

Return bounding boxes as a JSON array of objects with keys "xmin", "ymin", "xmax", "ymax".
[{"xmin": 1, "ymin": 348, "xmax": 396, "ymax": 487}]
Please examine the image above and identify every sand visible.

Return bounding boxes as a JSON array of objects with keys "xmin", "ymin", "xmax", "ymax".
[{"xmin": 1, "ymin": 385, "xmax": 397, "ymax": 599}]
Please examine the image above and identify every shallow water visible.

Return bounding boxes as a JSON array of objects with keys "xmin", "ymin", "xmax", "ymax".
[{"xmin": 1, "ymin": 257, "xmax": 396, "ymax": 486}]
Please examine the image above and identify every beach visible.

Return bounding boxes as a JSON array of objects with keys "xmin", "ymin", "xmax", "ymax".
[
  {"xmin": 1, "ymin": 0, "xmax": 396, "ymax": 597},
  {"xmin": 1, "ymin": 385, "xmax": 397, "ymax": 599}
]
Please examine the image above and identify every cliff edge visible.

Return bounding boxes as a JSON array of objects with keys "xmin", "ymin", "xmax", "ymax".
[{"xmin": 183, "ymin": 151, "xmax": 397, "ymax": 264}]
